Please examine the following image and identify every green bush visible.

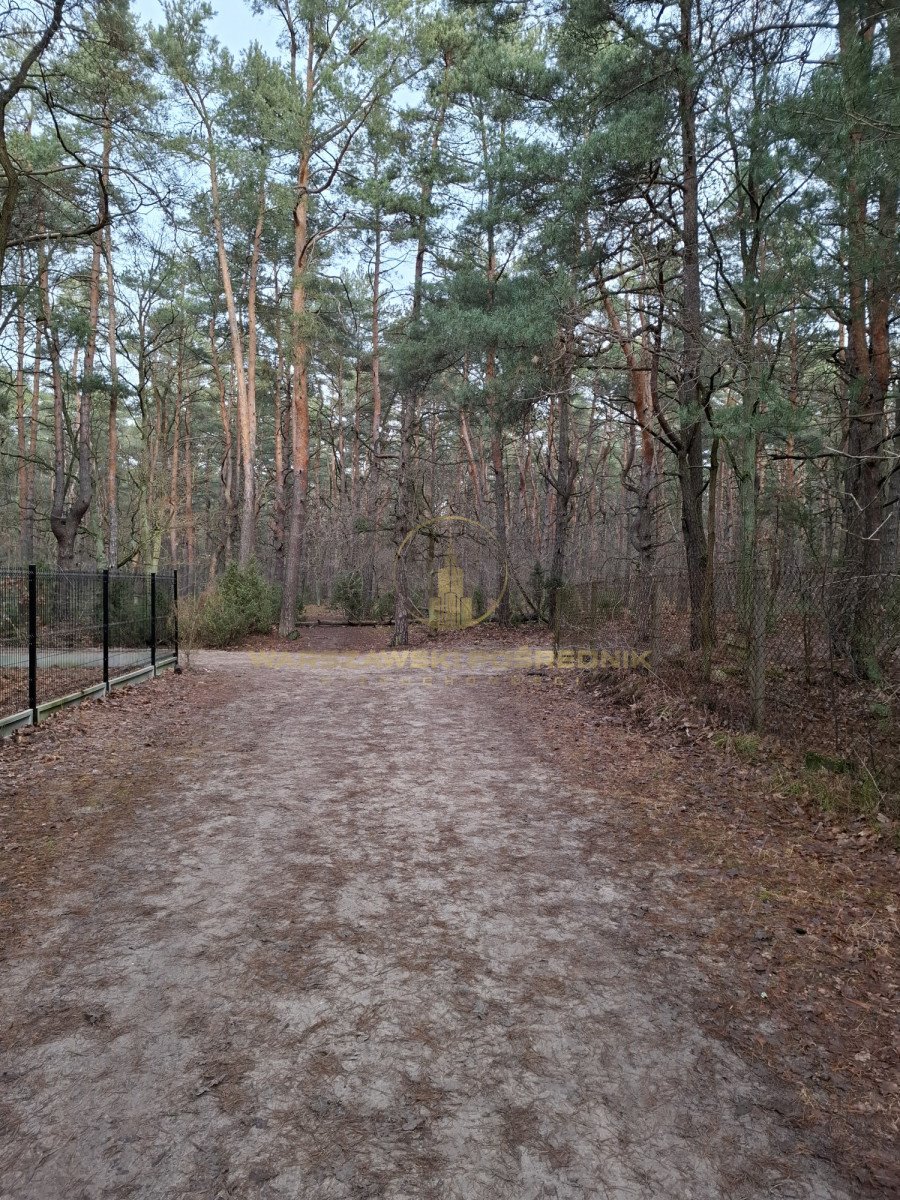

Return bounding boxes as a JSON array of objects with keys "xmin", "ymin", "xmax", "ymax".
[
  {"xmin": 332, "ymin": 571, "xmax": 365, "ymax": 621},
  {"xmin": 371, "ymin": 590, "xmax": 395, "ymax": 622},
  {"xmin": 196, "ymin": 563, "xmax": 280, "ymax": 647}
]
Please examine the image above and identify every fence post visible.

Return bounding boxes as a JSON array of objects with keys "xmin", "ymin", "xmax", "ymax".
[
  {"xmin": 28, "ymin": 564, "xmax": 38, "ymax": 726},
  {"xmin": 173, "ymin": 569, "xmax": 179, "ymax": 664},
  {"xmin": 649, "ymin": 571, "xmax": 660, "ymax": 671},
  {"xmin": 102, "ymin": 568, "xmax": 110, "ymax": 693},
  {"xmin": 749, "ymin": 561, "xmax": 766, "ymax": 731},
  {"xmin": 552, "ymin": 588, "xmax": 561, "ymax": 662},
  {"xmin": 150, "ymin": 572, "xmax": 157, "ymax": 674}
]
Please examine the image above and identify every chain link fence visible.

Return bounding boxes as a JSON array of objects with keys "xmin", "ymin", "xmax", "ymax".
[
  {"xmin": 0, "ymin": 568, "xmax": 178, "ymax": 732},
  {"xmin": 555, "ymin": 560, "xmax": 900, "ymax": 729}
]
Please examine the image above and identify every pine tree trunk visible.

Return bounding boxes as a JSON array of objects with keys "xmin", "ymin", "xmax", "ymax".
[
  {"xmin": 489, "ymin": 403, "xmax": 510, "ymax": 623},
  {"xmin": 677, "ymin": 0, "xmax": 711, "ymax": 652},
  {"xmin": 604, "ymin": 295, "xmax": 658, "ymax": 643},
  {"xmin": 272, "ymin": 275, "xmax": 287, "ymax": 583},
  {"xmin": 209, "ymin": 321, "xmax": 234, "ymax": 569},
  {"xmin": 42, "ymin": 224, "xmax": 93, "ymax": 569},
  {"xmin": 245, "ymin": 173, "xmax": 265, "ymax": 562},
  {"xmin": 351, "ymin": 362, "xmax": 361, "ymax": 515},
  {"xmin": 15, "ymin": 247, "xmax": 27, "ymax": 562},
  {"xmin": 280, "ymin": 161, "xmax": 312, "ymax": 632},
  {"xmin": 548, "ymin": 314, "xmax": 578, "ymax": 623},
  {"xmin": 204, "ymin": 115, "xmax": 254, "ymax": 567},
  {"xmin": 104, "ymin": 211, "xmax": 119, "ymax": 567},
  {"xmin": 364, "ymin": 216, "xmax": 383, "ymax": 607},
  {"xmin": 184, "ymin": 402, "xmax": 195, "ymax": 576},
  {"xmin": 391, "ymin": 64, "xmax": 450, "ymax": 645},
  {"xmin": 835, "ymin": 0, "xmax": 892, "ymax": 672},
  {"xmin": 279, "ymin": 23, "xmax": 316, "ymax": 634},
  {"xmin": 168, "ymin": 348, "xmax": 182, "ymax": 568},
  {"xmin": 485, "ymin": 221, "xmax": 509, "ymax": 624},
  {"xmin": 23, "ymin": 306, "xmax": 41, "ymax": 563},
  {"xmin": 459, "ymin": 406, "xmax": 482, "ymax": 518}
]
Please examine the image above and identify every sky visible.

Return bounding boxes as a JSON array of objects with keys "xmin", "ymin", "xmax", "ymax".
[{"xmin": 134, "ymin": 0, "xmax": 283, "ymax": 58}]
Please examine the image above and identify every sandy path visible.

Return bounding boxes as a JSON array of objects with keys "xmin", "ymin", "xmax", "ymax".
[{"xmin": 0, "ymin": 652, "xmax": 858, "ymax": 1199}]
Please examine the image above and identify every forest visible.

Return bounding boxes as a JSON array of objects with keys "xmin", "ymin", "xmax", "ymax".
[
  {"xmin": 1, "ymin": 0, "xmax": 898, "ymax": 675},
  {"xmin": 2, "ymin": 5, "xmax": 900, "ymax": 1190}
]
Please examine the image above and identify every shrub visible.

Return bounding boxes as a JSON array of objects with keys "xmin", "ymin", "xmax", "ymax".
[
  {"xmin": 332, "ymin": 571, "xmax": 365, "ymax": 621},
  {"xmin": 371, "ymin": 590, "xmax": 395, "ymax": 622},
  {"xmin": 529, "ymin": 562, "xmax": 547, "ymax": 619},
  {"xmin": 195, "ymin": 563, "xmax": 280, "ymax": 648}
]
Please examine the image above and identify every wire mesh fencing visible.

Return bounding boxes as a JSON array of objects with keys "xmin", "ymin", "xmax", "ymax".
[
  {"xmin": 555, "ymin": 560, "xmax": 900, "ymax": 729},
  {"xmin": 0, "ymin": 571, "xmax": 30, "ymax": 718},
  {"xmin": 107, "ymin": 571, "xmax": 152, "ymax": 681},
  {"xmin": 35, "ymin": 571, "xmax": 105, "ymax": 704},
  {"xmin": 0, "ymin": 567, "xmax": 178, "ymax": 730}
]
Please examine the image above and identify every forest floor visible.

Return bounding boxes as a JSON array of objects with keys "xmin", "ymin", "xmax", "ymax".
[{"xmin": 0, "ymin": 630, "xmax": 896, "ymax": 1199}]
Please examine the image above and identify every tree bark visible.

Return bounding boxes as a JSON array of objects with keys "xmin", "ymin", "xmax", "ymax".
[
  {"xmin": 244, "ymin": 173, "xmax": 265, "ymax": 561},
  {"xmin": 104, "ymin": 197, "xmax": 120, "ymax": 567},
  {"xmin": 183, "ymin": 398, "xmax": 195, "ymax": 577},
  {"xmin": 271, "ymin": 273, "xmax": 287, "ymax": 582},
  {"xmin": 459, "ymin": 405, "xmax": 482, "ymax": 518},
  {"xmin": 351, "ymin": 361, "xmax": 361, "ymax": 514},
  {"xmin": 23, "ymin": 297, "xmax": 41, "ymax": 563},
  {"xmin": 677, "ymin": 0, "xmax": 711, "ymax": 652},
  {"xmin": 835, "ymin": 0, "xmax": 894, "ymax": 672},
  {"xmin": 604, "ymin": 294, "xmax": 658, "ymax": 642},
  {"xmin": 392, "ymin": 54, "xmax": 451, "ymax": 645},
  {"xmin": 548, "ymin": 306, "xmax": 579, "ymax": 624},
  {"xmin": 199, "ymin": 106, "xmax": 255, "ymax": 567},
  {"xmin": 168, "ymin": 337, "xmax": 183, "ymax": 568},
  {"xmin": 279, "ymin": 21, "xmax": 315, "ymax": 634},
  {"xmin": 364, "ymin": 213, "xmax": 383, "ymax": 607},
  {"xmin": 15, "ymin": 247, "xmax": 28, "ymax": 561},
  {"xmin": 210, "ymin": 319, "xmax": 235, "ymax": 567},
  {"xmin": 42, "ymin": 228, "xmax": 92, "ymax": 569}
]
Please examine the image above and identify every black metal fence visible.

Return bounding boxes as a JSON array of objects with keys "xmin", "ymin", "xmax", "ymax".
[{"xmin": 0, "ymin": 567, "xmax": 178, "ymax": 732}]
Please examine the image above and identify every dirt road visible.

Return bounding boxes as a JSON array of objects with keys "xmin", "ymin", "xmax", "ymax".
[{"xmin": 0, "ymin": 651, "xmax": 861, "ymax": 1199}]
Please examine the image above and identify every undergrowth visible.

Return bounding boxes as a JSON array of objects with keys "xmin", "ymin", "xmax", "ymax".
[
  {"xmin": 180, "ymin": 563, "xmax": 287, "ymax": 653},
  {"xmin": 582, "ymin": 664, "xmax": 899, "ymax": 831}
]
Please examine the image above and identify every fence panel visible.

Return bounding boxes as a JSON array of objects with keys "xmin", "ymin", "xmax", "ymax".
[
  {"xmin": 108, "ymin": 571, "xmax": 152, "ymax": 680},
  {"xmin": 155, "ymin": 573, "xmax": 177, "ymax": 659},
  {"xmin": 0, "ymin": 571, "xmax": 30, "ymax": 719},
  {"xmin": 36, "ymin": 570, "xmax": 105, "ymax": 705},
  {"xmin": 0, "ymin": 567, "xmax": 178, "ymax": 730}
]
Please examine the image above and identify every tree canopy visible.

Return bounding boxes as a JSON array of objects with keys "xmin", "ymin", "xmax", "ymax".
[{"xmin": 0, "ymin": 0, "xmax": 897, "ymax": 671}]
